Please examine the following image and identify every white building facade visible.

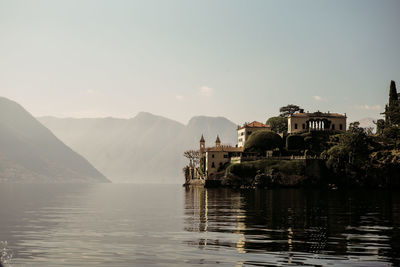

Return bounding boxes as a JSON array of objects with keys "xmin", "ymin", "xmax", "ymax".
[
  {"xmin": 237, "ymin": 121, "xmax": 271, "ymax": 147},
  {"xmin": 288, "ymin": 111, "xmax": 347, "ymax": 134}
]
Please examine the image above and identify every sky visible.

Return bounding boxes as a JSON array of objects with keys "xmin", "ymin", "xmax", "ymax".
[{"xmin": 0, "ymin": 0, "xmax": 399, "ymax": 125}]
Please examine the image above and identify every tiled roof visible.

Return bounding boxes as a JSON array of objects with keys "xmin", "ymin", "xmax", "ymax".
[
  {"xmin": 206, "ymin": 146, "xmax": 243, "ymax": 152},
  {"xmin": 290, "ymin": 113, "xmax": 308, "ymax": 117},
  {"xmin": 291, "ymin": 112, "xmax": 346, "ymax": 118},
  {"xmin": 238, "ymin": 121, "xmax": 270, "ymax": 130}
]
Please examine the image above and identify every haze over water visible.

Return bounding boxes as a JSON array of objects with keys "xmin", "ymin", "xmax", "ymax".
[{"xmin": 0, "ymin": 184, "xmax": 399, "ymax": 266}]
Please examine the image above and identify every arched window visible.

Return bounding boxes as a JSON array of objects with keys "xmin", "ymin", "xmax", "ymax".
[{"xmin": 211, "ymin": 162, "xmax": 215, "ymax": 168}]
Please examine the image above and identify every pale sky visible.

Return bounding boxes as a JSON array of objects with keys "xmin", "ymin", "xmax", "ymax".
[{"xmin": 0, "ymin": 0, "xmax": 399, "ymax": 124}]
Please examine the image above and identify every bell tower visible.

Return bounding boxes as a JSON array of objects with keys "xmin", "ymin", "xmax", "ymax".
[
  {"xmin": 200, "ymin": 134, "xmax": 205, "ymax": 153},
  {"xmin": 215, "ymin": 135, "xmax": 221, "ymax": 147}
]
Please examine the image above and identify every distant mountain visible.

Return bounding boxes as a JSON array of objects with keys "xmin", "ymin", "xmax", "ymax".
[
  {"xmin": 0, "ymin": 97, "xmax": 109, "ymax": 183},
  {"xmin": 39, "ymin": 113, "xmax": 238, "ymax": 183}
]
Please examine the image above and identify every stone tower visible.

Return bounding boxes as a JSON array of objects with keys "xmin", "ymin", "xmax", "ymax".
[
  {"xmin": 200, "ymin": 134, "xmax": 205, "ymax": 153},
  {"xmin": 215, "ymin": 135, "xmax": 221, "ymax": 147}
]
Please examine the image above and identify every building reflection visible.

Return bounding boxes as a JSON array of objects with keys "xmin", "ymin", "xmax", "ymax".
[
  {"xmin": 184, "ymin": 187, "xmax": 400, "ymax": 265},
  {"xmin": 184, "ymin": 186, "xmax": 246, "ymax": 252}
]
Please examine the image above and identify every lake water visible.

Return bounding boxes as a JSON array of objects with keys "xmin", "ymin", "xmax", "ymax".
[{"xmin": 0, "ymin": 184, "xmax": 399, "ymax": 266}]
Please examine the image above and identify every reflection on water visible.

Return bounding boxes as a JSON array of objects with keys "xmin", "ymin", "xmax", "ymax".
[
  {"xmin": 0, "ymin": 241, "xmax": 13, "ymax": 265},
  {"xmin": 0, "ymin": 184, "xmax": 399, "ymax": 266},
  {"xmin": 184, "ymin": 187, "xmax": 400, "ymax": 266}
]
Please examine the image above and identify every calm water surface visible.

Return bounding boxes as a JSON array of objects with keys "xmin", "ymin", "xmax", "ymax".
[{"xmin": 0, "ymin": 184, "xmax": 399, "ymax": 266}]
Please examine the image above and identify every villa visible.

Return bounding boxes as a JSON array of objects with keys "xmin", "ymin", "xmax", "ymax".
[
  {"xmin": 288, "ymin": 110, "xmax": 347, "ymax": 134},
  {"xmin": 185, "ymin": 109, "xmax": 347, "ymax": 185},
  {"xmin": 237, "ymin": 121, "xmax": 271, "ymax": 147},
  {"xmin": 200, "ymin": 135, "xmax": 242, "ymax": 180}
]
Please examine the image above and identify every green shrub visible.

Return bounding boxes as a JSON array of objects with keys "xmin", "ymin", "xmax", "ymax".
[
  {"xmin": 301, "ymin": 130, "xmax": 339, "ymax": 155},
  {"xmin": 286, "ymin": 135, "xmax": 305, "ymax": 150},
  {"xmin": 244, "ymin": 131, "xmax": 283, "ymax": 153},
  {"xmin": 266, "ymin": 116, "xmax": 287, "ymax": 134},
  {"xmin": 226, "ymin": 159, "xmax": 305, "ymax": 178}
]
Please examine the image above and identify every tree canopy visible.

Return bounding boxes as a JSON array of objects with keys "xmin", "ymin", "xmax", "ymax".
[
  {"xmin": 244, "ymin": 130, "xmax": 283, "ymax": 153},
  {"xmin": 325, "ymin": 122, "xmax": 374, "ymax": 176},
  {"xmin": 266, "ymin": 116, "xmax": 287, "ymax": 134},
  {"xmin": 279, "ymin": 104, "xmax": 302, "ymax": 118},
  {"xmin": 384, "ymin": 80, "xmax": 400, "ymax": 126}
]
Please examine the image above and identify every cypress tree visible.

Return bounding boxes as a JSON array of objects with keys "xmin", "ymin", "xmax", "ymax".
[{"xmin": 389, "ymin": 80, "xmax": 398, "ymax": 103}]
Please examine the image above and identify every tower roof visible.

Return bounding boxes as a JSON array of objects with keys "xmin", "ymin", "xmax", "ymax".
[
  {"xmin": 215, "ymin": 135, "xmax": 221, "ymax": 143},
  {"xmin": 200, "ymin": 134, "xmax": 205, "ymax": 142}
]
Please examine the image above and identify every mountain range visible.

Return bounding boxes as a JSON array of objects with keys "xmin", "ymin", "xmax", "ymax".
[
  {"xmin": 39, "ymin": 113, "xmax": 238, "ymax": 183},
  {"xmin": 1, "ymin": 96, "xmax": 379, "ymax": 184},
  {"xmin": 0, "ymin": 97, "xmax": 109, "ymax": 183}
]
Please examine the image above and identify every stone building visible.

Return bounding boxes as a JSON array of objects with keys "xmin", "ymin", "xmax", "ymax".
[
  {"xmin": 200, "ymin": 135, "xmax": 242, "ymax": 179},
  {"xmin": 288, "ymin": 111, "xmax": 346, "ymax": 134},
  {"xmin": 237, "ymin": 121, "xmax": 271, "ymax": 147}
]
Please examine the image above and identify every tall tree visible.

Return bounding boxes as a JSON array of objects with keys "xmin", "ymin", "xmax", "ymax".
[
  {"xmin": 183, "ymin": 150, "xmax": 200, "ymax": 166},
  {"xmin": 266, "ymin": 116, "xmax": 287, "ymax": 134},
  {"xmin": 384, "ymin": 80, "xmax": 400, "ymax": 126},
  {"xmin": 279, "ymin": 104, "xmax": 302, "ymax": 118},
  {"xmin": 389, "ymin": 80, "xmax": 398, "ymax": 103},
  {"xmin": 326, "ymin": 122, "xmax": 372, "ymax": 176}
]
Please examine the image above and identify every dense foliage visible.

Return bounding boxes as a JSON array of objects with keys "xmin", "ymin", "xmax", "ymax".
[
  {"xmin": 279, "ymin": 104, "xmax": 302, "ymax": 118},
  {"xmin": 324, "ymin": 123, "xmax": 375, "ymax": 180},
  {"xmin": 244, "ymin": 131, "xmax": 283, "ymax": 153},
  {"xmin": 322, "ymin": 80, "xmax": 400, "ymax": 187},
  {"xmin": 286, "ymin": 135, "xmax": 305, "ymax": 151},
  {"xmin": 223, "ymin": 159, "xmax": 306, "ymax": 188},
  {"xmin": 267, "ymin": 116, "xmax": 287, "ymax": 134},
  {"xmin": 220, "ymin": 81, "xmax": 400, "ymax": 189},
  {"xmin": 301, "ymin": 130, "xmax": 338, "ymax": 155},
  {"xmin": 384, "ymin": 80, "xmax": 400, "ymax": 125}
]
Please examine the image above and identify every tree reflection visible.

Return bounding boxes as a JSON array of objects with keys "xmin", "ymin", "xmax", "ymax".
[{"xmin": 184, "ymin": 187, "xmax": 400, "ymax": 265}]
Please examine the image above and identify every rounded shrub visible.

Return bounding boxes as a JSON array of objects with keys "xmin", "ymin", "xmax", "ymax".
[
  {"xmin": 286, "ymin": 135, "xmax": 305, "ymax": 150},
  {"xmin": 244, "ymin": 130, "xmax": 283, "ymax": 153}
]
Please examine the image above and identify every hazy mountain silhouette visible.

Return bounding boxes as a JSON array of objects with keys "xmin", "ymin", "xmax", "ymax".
[
  {"xmin": 0, "ymin": 97, "xmax": 109, "ymax": 183},
  {"xmin": 39, "ymin": 113, "xmax": 238, "ymax": 183}
]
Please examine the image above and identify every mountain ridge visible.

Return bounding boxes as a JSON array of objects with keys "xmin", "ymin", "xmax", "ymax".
[
  {"xmin": 0, "ymin": 97, "xmax": 110, "ymax": 183},
  {"xmin": 39, "ymin": 112, "xmax": 238, "ymax": 183}
]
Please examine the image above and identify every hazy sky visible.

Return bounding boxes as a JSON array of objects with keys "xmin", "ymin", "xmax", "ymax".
[{"xmin": 1, "ymin": 0, "xmax": 399, "ymax": 124}]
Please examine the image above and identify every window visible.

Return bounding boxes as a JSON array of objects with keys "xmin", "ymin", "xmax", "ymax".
[
  {"xmin": 223, "ymin": 154, "xmax": 228, "ymax": 158},
  {"xmin": 295, "ymin": 123, "xmax": 298, "ymax": 129},
  {"xmin": 332, "ymin": 124, "xmax": 335, "ymax": 130},
  {"xmin": 339, "ymin": 124, "xmax": 343, "ymax": 130},
  {"xmin": 247, "ymin": 131, "xmax": 252, "ymax": 135},
  {"xmin": 302, "ymin": 123, "xmax": 305, "ymax": 129},
  {"xmin": 241, "ymin": 132, "xmax": 244, "ymax": 136},
  {"xmin": 211, "ymin": 154, "xmax": 215, "ymax": 158},
  {"xmin": 219, "ymin": 162, "xmax": 223, "ymax": 167},
  {"xmin": 211, "ymin": 162, "xmax": 215, "ymax": 168}
]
